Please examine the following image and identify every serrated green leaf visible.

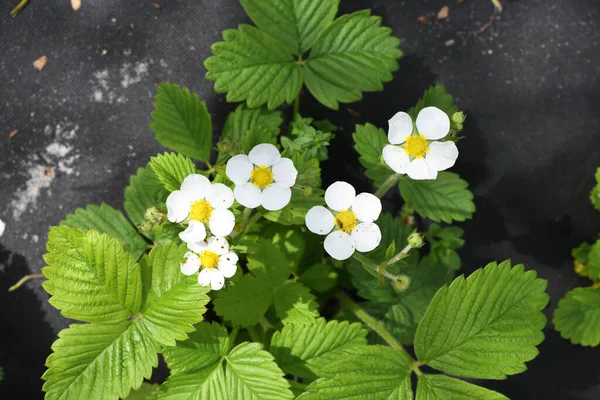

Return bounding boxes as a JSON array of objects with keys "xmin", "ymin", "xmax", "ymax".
[
  {"xmin": 157, "ymin": 363, "xmax": 226, "ymax": 400},
  {"xmin": 409, "ymin": 85, "xmax": 459, "ymax": 121},
  {"xmin": 213, "ymin": 274, "xmax": 273, "ymax": 327},
  {"xmin": 124, "ymin": 382, "xmax": 159, "ymax": 400},
  {"xmin": 427, "ymin": 224, "xmax": 464, "ymax": 271},
  {"xmin": 415, "ymin": 260, "xmax": 549, "ymax": 379},
  {"xmin": 587, "ymin": 240, "xmax": 600, "ymax": 281},
  {"xmin": 150, "ymin": 82, "xmax": 212, "ymax": 162},
  {"xmin": 591, "ymin": 167, "xmax": 600, "ymax": 210},
  {"xmin": 270, "ymin": 318, "xmax": 367, "ymax": 380},
  {"xmin": 273, "ymin": 280, "xmax": 319, "ymax": 325},
  {"xmin": 42, "ymin": 322, "xmax": 158, "ymax": 400},
  {"xmin": 247, "ymin": 241, "xmax": 291, "ymax": 287},
  {"xmin": 242, "ymin": 125, "xmax": 278, "ymax": 153},
  {"xmin": 353, "ymin": 123, "xmax": 393, "ymax": 187},
  {"xmin": 399, "ymin": 172, "xmax": 475, "ymax": 223},
  {"xmin": 124, "ymin": 166, "xmax": 169, "ymax": 227},
  {"xmin": 205, "ymin": 24, "xmax": 303, "ymax": 109},
  {"xmin": 300, "ymin": 263, "xmax": 338, "ymax": 293},
  {"xmin": 61, "ymin": 203, "xmax": 147, "ymax": 260},
  {"xmin": 553, "ymin": 287, "xmax": 600, "ymax": 346},
  {"xmin": 240, "ymin": 0, "xmax": 339, "ymax": 54},
  {"xmin": 304, "ymin": 10, "xmax": 402, "ymax": 110},
  {"xmin": 298, "ymin": 345, "xmax": 412, "ymax": 399},
  {"xmin": 43, "ymin": 227, "xmax": 143, "ymax": 323},
  {"xmin": 267, "ymin": 225, "xmax": 308, "ymax": 273},
  {"xmin": 416, "ymin": 374, "xmax": 508, "ymax": 400},
  {"xmin": 149, "ymin": 152, "xmax": 197, "ymax": 193},
  {"xmin": 572, "ymin": 241, "xmax": 592, "ymax": 266}
]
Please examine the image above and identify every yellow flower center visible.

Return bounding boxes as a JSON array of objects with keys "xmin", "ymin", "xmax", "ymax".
[
  {"xmin": 200, "ymin": 250, "xmax": 219, "ymax": 269},
  {"xmin": 250, "ymin": 166, "xmax": 274, "ymax": 189},
  {"xmin": 405, "ymin": 135, "xmax": 429, "ymax": 159},
  {"xmin": 335, "ymin": 209, "xmax": 357, "ymax": 233},
  {"xmin": 189, "ymin": 199, "xmax": 213, "ymax": 222}
]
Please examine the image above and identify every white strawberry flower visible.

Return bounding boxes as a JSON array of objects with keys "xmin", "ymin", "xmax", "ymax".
[
  {"xmin": 305, "ymin": 181, "xmax": 382, "ymax": 261},
  {"xmin": 166, "ymin": 174, "xmax": 235, "ymax": 246},
  {"xmin": 226, "ymin": 143, "xmax": 298, "ymax": 211},
  {"xmin": 382, "ymin": 106, "xmax": 458, "ymax": 180},
  {"xmin": 180, "ymin": 236, "xmax": 238, "ymax": 290}
]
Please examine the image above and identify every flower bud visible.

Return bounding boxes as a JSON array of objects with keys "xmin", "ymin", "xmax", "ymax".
[
  {"xmin": 408, "ymin": 232, "xmax": 424, "ymax": 248},
  {"xmin": 451, "ymin": 111, "xmax": 466, "ymax": 131},
  {"xmin": 393, "ymin": 274, "xmax": 411, "ymax": 292}
]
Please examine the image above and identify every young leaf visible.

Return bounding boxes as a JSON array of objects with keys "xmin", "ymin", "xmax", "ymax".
[
  {"xmin": 273, "ymin": 280, "xmax": 319, "ymax": 325},
  {"xmin": 61, "ymin": 203, "xmax": 147, "ymax": 259},
  {"xmin": 553, "ymin": 287, "xmax": 600, "ymax": 346},
  {"xmin": 149, "ymin": 152, "xmax": 197, "ymax": 192},
  {"xmin": 205, "ymin": 25, "xmax": 303, "ymax": 109},
  {"xmin": 353, "ymin": 123, "xmax": 393, "ymax": 187},
  {"xmin": 399, "ymin": 172, "xmax": 475, "ymax": 223},
  {"xmin": 304, "ymin": 10, "xmax": 402, "ymax": 110},
  {"xmin": 43, "ymin": 227, "xmax": 143, "ymax": 323},
  {"xmin": 124, "ymin": 166, "xmax": 169, "ymax": 227},
  {"xmin": 239, "ymin": 0, "xmax": 339, "ymax": 54},
  {"xmin": 416, "ymin": 374, "xmax": 508, "ymax": 400},
  {"xmin": 297, "ymin": 346, "xmax": 412, "ymax": 399},
  {"xmin": 150, "ymin": 82, "xmax": 212, "ymax": 162},
  {"xmin": 408, "ymin": 85, "xmax": 459, "ymax": 121},
  {"xmin": 270, "ymin": 319, "xmax": 368, "ymax": 380},
  {"xmin": 213, "ymin": 275, "xmax": 273, "ymax": 327},
  {"xmin": 414, "ymin": 260, "xmax": 549, "ymax": 379}
]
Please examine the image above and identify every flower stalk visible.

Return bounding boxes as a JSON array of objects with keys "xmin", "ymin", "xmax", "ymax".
[{"xmin": 374, "ymin": 173, "xmax": 402, "ymax": 198}]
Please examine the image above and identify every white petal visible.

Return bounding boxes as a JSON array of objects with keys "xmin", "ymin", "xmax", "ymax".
[
  {"xmin": 416, "ymin": 106, "xmax": 450, "ymax": 140},
  {"xmin": 248, "ymin": 143, "xmax": 281, "ymax": 167},
  {"xmin": 207, "ymin": 183, "xmax": 234, "ymax": 209},
  {"xmin": 166, "ymin": 190, "xmax": 191, "ymax": 223},
  {"xmin": 425, "ymin": 141, "xmax": 459, "ymax": 172},
  {"xmin": 261, "ymin": 184, "xmax": 291, "ymax": 211},
  {"xmin": 305, "ymin": 206, "xmax": 335, "ymax": 235},
  {"xmin": 352, "ymin": 193, "xmax": 382, "ymax": 223},
  {"xmin": 233, "ymin": 182, "xmax": 262, "ymax": 209},
  {"xmin": 351, "ymin": 223, "xmax": 382, "ymax": 253},
  {"xmin": 210, "ymin": 269, "xmax": 225, "ymax": 290},
  {"xmin": 178, "ymin": 220, "xmax": 207, "ymax": 244},
  {"xmin": 218, "ymin": 260, "xmax": 237, "ymax": 278},
  {"xmin": 180, "ymin": 174, "xmax": 211, "ymax": 199},
  {"xmin": 406, "ymin": 158, "xmax": 438, "ymax": 180},
  {"xmin": 383, "ymin": 145, "xmax": 411, "ymax": 174},
  {"xmin": 207, "ymin": 236, "xmax": 230, "ymax": 255},
  {"xmin": 197, "ymin": 268, "xmax": 212, "ymax": 287},
  {"xmin": 226, "ymin": 155, "xmax": 253, "ymax": 185},
  {"xmin": 324, "ymin": 181, "xmax": 356, "ymax": 211},
  {"xmin": 388, "ymin": 111, "xmax": 413, "ymax": 144},
  {"xmin": 208, "ymin": 209, "xmax": 235, "ymax": 237},
  {"xmin": 188, "ymin": 241, "xmax": 208, "ymax": 253},
  {"xmin": 271, "ymin": 158, "xmax": 298, "ymax": 187},
  {"xmin": 324, "ymin": 231, "xmax": 356, "ymax": 261},
  {"xmin": 180, "ymin": 254, "xmax": 200, "ymax": 276},
  {"xmin": 221, "ymin": 252, "xmax": 239, "ymax": 265}
]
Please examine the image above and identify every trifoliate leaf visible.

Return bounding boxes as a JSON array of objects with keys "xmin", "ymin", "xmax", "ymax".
[
  {"xmin": 43, "ymin": 227, "xmax": 143, "ymax": 323},
  {"xmin": 213, "ymin": 274, "xmax": 273, "ymax": 327},
  {"xmin": 124, "ymin": 166, "xmax": 169, "ymax": 227},
  {"xmin": 399, "ymin": 172, "xmax": 475, "ymax": 223},
  {"xmin": 270, "ymin": 318, "xmax": 367, "ymax": 380},
  {"xmin": 247, "ymin": 241, "xmax": 291, "ymax": 287},
  {"xmin": 300, "ymin": 263, "xmax": 338, "ymax": 293},
  {"xmin": 150, "ymin": 82, "xmax": 212, "ymax": 162},
  {"xmin": 553, "ymin": 287, "xmax": 600, "ymax": 347},
  {"xmin": 273, "ymin": 280, "xmax": 319, "ymax": 325},
  {"xmin": 409, "ymin": 84, "xmax": 459, "ymax": 122},
  {"xmin": 353, "ymin": 123, "xmax": 393, "ymax": 187},
  {"xmin": 124, "ymin": 382, "xmax": 159, "ymax": 400},
  {"xmin": 205, "ymin": 24, "xmax": 303, "ymax": 109},
  {"xmin": 587, "ymin": 240, "xmax": 600, "ymax": 281},
  {"xmin": 590, "ymin": 167, "xmax": 600, "ymax": 211},
  {"xmin": 149, "ymin": 152, "xmax": 197, "ymax": 193},
  {"xmin": 61, "ymin": 203, "xmax": 147, "ymax": 260},
  {"xmin": 42, "ymin": 322, "xmax": 159, "ymax": 400},
  {"xmin": 415, "ymin": 260, "xmax": 549, "ymax": 379},
  {"xmin": 297, "ymin": 345, "xmax": 413, "ymax": 399},
  {"xmin": 304, "ymin": 10, "xmax": 402, "ymax": 110},
  {"xmin": 227, "ymin": 342, "xmax": 294, "ymax": 400},
  {"xmin": 240, "ymin": 0, "xmax": 339, "ymax": 54},
  {"xmin": 416, "ymin": 374, "xmax": 508, "ymax": 400}
]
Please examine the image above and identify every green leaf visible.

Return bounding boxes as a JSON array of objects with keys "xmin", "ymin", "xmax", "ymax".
[
  {"xmin": 591, "ymin": 167, "xmax": 600, "ymax": 210},
  {"xmin": 157, "ymin": 364, "xmax": 227, "ymax": 400},
  {"xmin": 205, "ymin": 25, "xmax": 303, "ymax": 109},
  {"xmin": 587, "ymin": 240, "xmax": 600, "ymax": 281},
  {"xmin": 408, "ymin": 85, "xmax": 459, "ymax": 121},
  {"xmin": 553, "ymin": 287, "xmax": 600, "ymax": 346},
  {"xmin": 572, "ymin": 241, "xmax": 592, "ymax": 266},
  {"xmin": 399, "ymin": 172, "xmax": 475, "ymax": 223},
  {"xmin": 270, "ymin": 318, "xmax": 367, "ymax": 380},
  {"xmin": 42, "ymin": 322, "xmax": 158, "ymax": 400},
  {"xmin": 247, "ymin": 241, "xmax": 291, "ymax": 287},
  {"xmin": 61, "ymin": 203, "xmax": 147, "ymax": 260},
  {"xmin": 300, "ymin": 263, "xmax": 338, "ymax": 293},
  {"xmin": 124, "ymin": 166, "xmax": 169, "ymax": 227},
  {"xmin": 149, "ymin": 152, "xmax": 197, "ymax": 193},
  {"xmin": 124, "ymin": 382, "xmax": 159, "ymax": 400},
  {"xmin": 150, "ymin": 82, "xmax": 212, "ymax": 162},
  {"xmin": 353, "ymin": 123, "xmax": 393, "ymax": 187},
  {"xmin": 304, "ymin": 10, "xmax": 402, "ymax": 110},
  {"xmin": 273, "ymin": 280, "xmax": 319, "ymax": 325},
  {"xmin": 298, "ymin": 346, "xmax": 412, "ymax": 399},
  {"xmin": 427, "ymin": 224, "xmax": 465, "ymax": 271},
  {"xmin": 213, "ymin": 274, "xmax": 273, "ymax": 327},
  {"xmin": 416, "ymin": 374, "xmax": 508, "ymax": 400},
  {"xmin": 415, "ymin": 260, "xmax": 549, "ymax": 379},
  {"xmin": 266, "ymin": 225, "xmax": 308, "ymax": 273},
  {"xmin": 240, "ymin": 0, "xmax": 339, "ymax": 54},
  {"xmin": 263, "ymin": 190, "xmax": 324, "ymax": 226},
  {"xmin": 43, "ymin": 227, "xmax": 143, "ymax": 323},
  {"xmin": 242, "ymin": 125, "xmax": 278, "ymax": 152}
]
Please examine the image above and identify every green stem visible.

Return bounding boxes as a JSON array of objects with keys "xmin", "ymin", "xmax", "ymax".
[
  {"xmin": 247, "ymin": 325, "xmax": 261, "ymax": 343},
  {"xmin": 336, "ymin": 291, "xmax": 415, "ymax": 365},
  {"xmin": 11, "ymin": 0, "xmax": 29, "ymax": 16},
  {"xmin": 293, "ymin": 94, "xmax": 300, "ymax": 120},
  {"xmin": 374, "ymin": 173, "xmax": 402, "ymax": 199},
  {"xmin": 8, "ymin": 273, "xmax": 44, "ymax": 292},
  {"xmin": 231, "ymin": 208, "xmax": 254, "ymax": 239},
  {"xmin": 228, "ymin": 326, "xmax": 239, "ymax": 352},
  {"xmin": 258, "ymin": 316, "xmax": 274, "ymax": 332},
  {"xmin": 382, "ymin": 242, "xmax": 413, "ymax": 268},
  {"xmin": 352, "ymin": 253, "xmax": 399, "ymax": 283}
]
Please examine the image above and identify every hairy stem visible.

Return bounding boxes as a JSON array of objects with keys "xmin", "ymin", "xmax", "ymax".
[
  {"xmin": 374, "ymin": 173, "xmax": 402, "ymax": 199},
  {"xmin": 8, "ymin": 273, "xmax": 44, "ymax": 292},
  {"xmin": 352, "ymin": 253, "xmax": 400, "ymax": 283},
  {"xmin": 382, "ymin": 242, "xmax": 413, "ymax": 268}
]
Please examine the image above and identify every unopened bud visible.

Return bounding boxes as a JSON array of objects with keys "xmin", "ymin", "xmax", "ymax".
[
  {"xmin": 452, "ymin": 111, "xmax": 466, "ymax": 131},
  {"xmin": 408, "ymin": 232, "xmax": 424, "ymax": 248},
  {"xmin": 144, "ymin": 206, "xmax": 165, "ymax": 224}
]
